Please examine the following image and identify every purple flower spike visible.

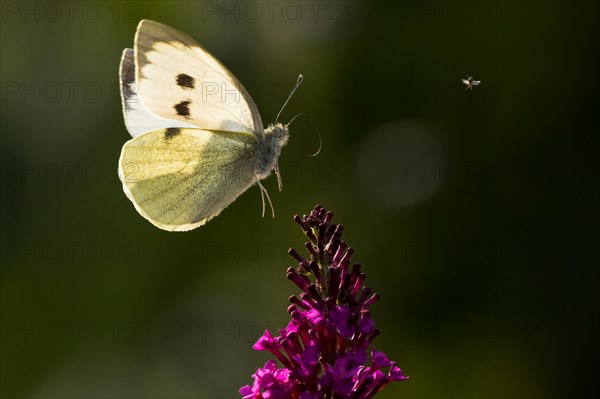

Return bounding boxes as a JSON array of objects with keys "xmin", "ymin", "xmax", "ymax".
[{"xmin": 241, "ymin": 205, "xmax": 408, "ymax": 398}]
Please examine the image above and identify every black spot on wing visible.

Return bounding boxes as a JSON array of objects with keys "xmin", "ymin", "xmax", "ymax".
[
  {"xmin": 174, "ymin": 100, "xmax": 191, "ymax": 118},
  {"xmin": 164, "ymin": 128, "xmax": 181, "ymax": 140},
  {"xmin": 176, "ymin": 73, "xmax": 195, "ymax": 89}
]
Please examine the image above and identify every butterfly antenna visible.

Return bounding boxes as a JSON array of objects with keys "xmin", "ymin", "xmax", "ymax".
[
  {"xmin": 275, "ymin": 74, "xmax": 303, "ymax": 124},
  {"xmin": 257, "ymin": 181, "xmax": 275, "ymax": 218},
  {"xmin": 287, "ymin": 113, "xmax": 322, "ymax": 157}
]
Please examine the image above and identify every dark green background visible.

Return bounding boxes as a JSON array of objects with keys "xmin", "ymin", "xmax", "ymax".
[{"xmin": 1, "ymin": 1, "xmax": 598, "ymax": 398}]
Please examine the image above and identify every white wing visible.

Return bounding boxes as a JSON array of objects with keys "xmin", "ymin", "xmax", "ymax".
[
  {"xmin": 461, "ymin": 79, "xmax": 470, "ymax": 84},
  {"xmin": 133, "ymin": 19, "xmax": 263, "ymax": 135},
  {"xmin": 471, "ymin": 80, "xmax": 481, "ymax": 85},
  {"xmin": 119, "ymin": 48, "xmax": 198, "ymax": 137}
]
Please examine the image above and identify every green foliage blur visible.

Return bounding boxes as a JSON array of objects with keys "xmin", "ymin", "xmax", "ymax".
[{"xmin": 1, "ymin": 1, "xmax": 598, "ymax": 398}]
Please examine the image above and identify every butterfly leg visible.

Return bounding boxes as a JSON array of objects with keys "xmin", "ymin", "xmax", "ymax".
[
  {"xmin": 259, "ymin": 183, "xmax": 266, "ymax": 217},
  {"xmin": 275, "ymin": 163, "xmax": 283, "ymax": 191},
  {"xmin": 257, "ymin": 181, "xmax": 275, "ymax": 218}
]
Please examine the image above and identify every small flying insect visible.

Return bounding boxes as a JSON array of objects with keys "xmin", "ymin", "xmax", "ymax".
[{"xmin": 462, "ymin": 76, "xmax": 481, "ymax": 90}]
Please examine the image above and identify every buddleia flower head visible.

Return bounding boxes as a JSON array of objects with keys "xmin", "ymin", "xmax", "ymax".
[{"xmin": 240, "ymin": 205, "xmax": 408, "ymax": 399}]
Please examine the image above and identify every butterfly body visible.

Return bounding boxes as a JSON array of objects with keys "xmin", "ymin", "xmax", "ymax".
[{"xmin": 118, "ymin": 20, "xmax": 295, "ymax": 231}]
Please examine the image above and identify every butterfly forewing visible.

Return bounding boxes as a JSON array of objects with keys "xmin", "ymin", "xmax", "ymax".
[
  {"xmin": 134, "ymin": 19, "xmax": 263, "ymax": 134},
  {"xmin": 120, "ymin": 48, "xmax": 198, "ymax": 137}
]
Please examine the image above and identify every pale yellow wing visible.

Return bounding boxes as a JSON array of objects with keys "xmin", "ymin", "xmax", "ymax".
[
  {"xmin": 118, "ymin": 127, "xmax": 258, "ymax": 231},
  {"xmin": 134, "ymin": 19, "xmax": 263, "ymax": 134}
]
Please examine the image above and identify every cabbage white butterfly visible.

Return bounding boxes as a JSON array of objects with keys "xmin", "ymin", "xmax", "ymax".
[{"xmin": 118, "ymin": 20, "xmax": 302, "ymax": 231}]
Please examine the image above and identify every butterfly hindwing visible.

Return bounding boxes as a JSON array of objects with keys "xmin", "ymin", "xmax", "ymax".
[
  {"xmin": 118, "ymin": 128, "xmax": 258, "ymax": 231},
  {"xmin": 134, "ymin": 19, "xmax": 263, "ymax": 134}
]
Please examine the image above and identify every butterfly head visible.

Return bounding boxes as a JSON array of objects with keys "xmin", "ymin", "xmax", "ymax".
[
  {"xmin": 266, "ymin": 122, "xmax": 289, "ymax": 145},
  {"xmin": 263, "ymin": 122, "xmax": 289, "ymax": 160},
  {"xmin": 254, "ymin": 123, "xmax": 289, "ymax": 181}
]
